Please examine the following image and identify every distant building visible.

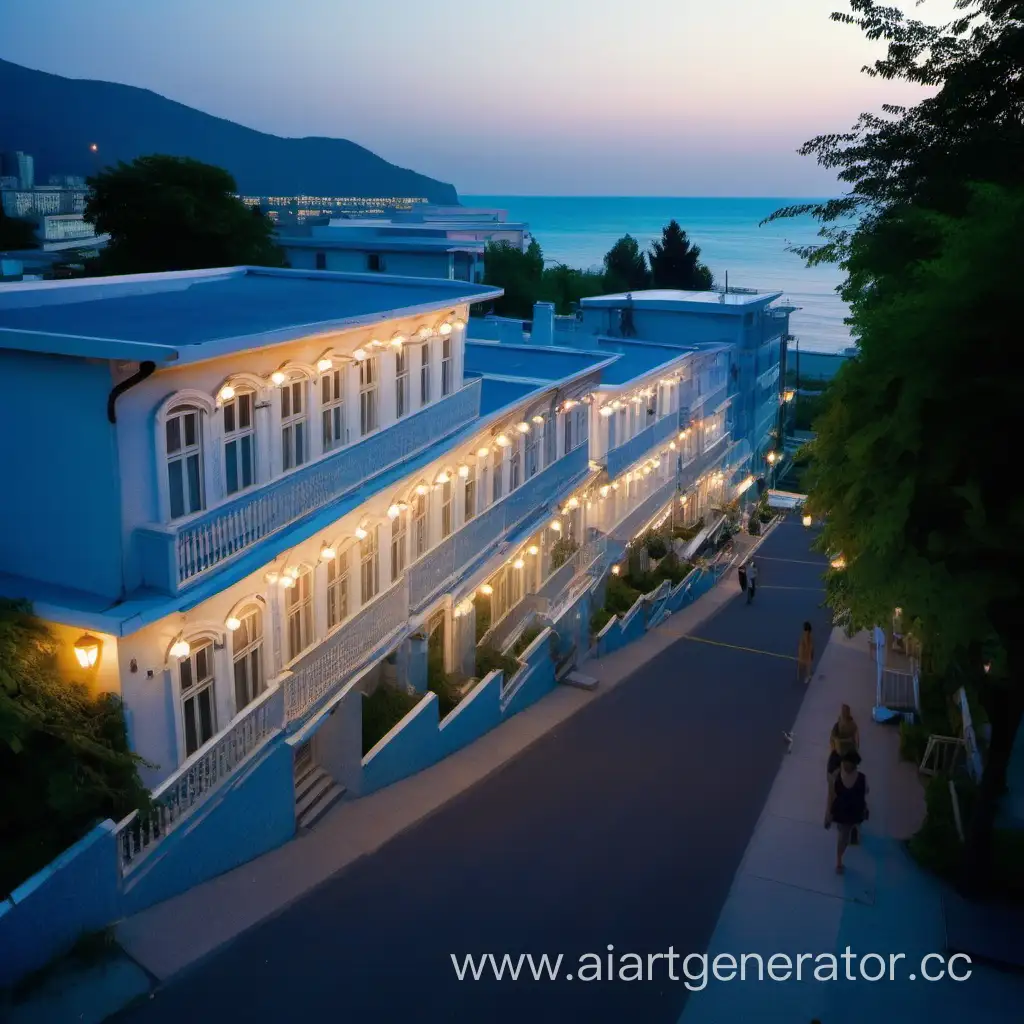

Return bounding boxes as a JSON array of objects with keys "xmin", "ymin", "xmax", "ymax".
[
  {"xmin": 2, "ymin": 150, "xmax": 34, "ymax": 189},
  {"xmin": 36, "ymin": 213, "xmax": 101, "ymax": 249},
  {"xmin": 1, "ymin": 190, "xmax": 35, "ymax": 218},
  {"xmin": 0, "ymin": 175, "xmax": 18, "ymax": 190},
  {"xmin": 47, "ymin": 174, "xmax": 87, "ymax": 187},
  {"xmin": 0, "ymin": 186, "xmax": 88, "ymax": 219}
]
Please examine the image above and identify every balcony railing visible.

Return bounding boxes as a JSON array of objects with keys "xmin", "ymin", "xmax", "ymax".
[
  {"xmin": 696, "ymin": 381, "xmax": 729, "ymax": 416},
  {"xmin": 137, "ymin": 378, "xmax": 482, "ymax": 594},
  {"xmin": 604, "ymin": 414, "xmax": 680, "ymax": 480},
  {"xmin": 283, "ymin": 577, "xmax": 410, "ymax": 722},
  {"xmin": 408, "ymin": 441, "xmax": 591, "ymax": 611},
  {"xmin": 607, "ymin": 475, "xmax": 679, "ymax": 541},
  {"xmin": 115, "ymin": 684, "xmax": 284, "ymax": 873}
]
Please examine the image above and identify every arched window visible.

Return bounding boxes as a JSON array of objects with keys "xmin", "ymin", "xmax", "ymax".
[
  {"xmin": 358, "ymin": 355, "xmax": 379, "ymax": 436},
  {"xmin": 411, "ymin": 488, "xmax": 430, "ymax": 560},
  {"xmin": 285, "ymin": 567, "xmax": 314, "ymax": 661},
  {"xmin": 166, "ymin": 405, "xmax": 205, "ymax": 520},
  {"xmin": 280, "ymin": 374, "xmax": 309, "ymax": 471},
  {"xmin": 231, "ymin": 605, "xmax": 265, "ymax": 713},
  {"xmin": 222, "ymin": 388, "xmax": 257, "ymax": 495},
  {"xmin": 179, "ymin": 639, "xmax": 217, "ymax": 756},
  {"xmin": 359, "ymin": 526, "xmax": 379, "ymax": 604},
  {"xmin": 321, "ymin": 366, "xmax": 347, "ymax": 452},
  {"xmin": 390, "ymin": 507, "xmax": 408, "ymax": 583},
  {"xmin": 326, "ymin": 547, "xmax": 350, "ymax": 630}
]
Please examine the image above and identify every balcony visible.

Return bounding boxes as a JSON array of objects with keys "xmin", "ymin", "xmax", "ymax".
[
  {"xmin": 137, "ymin": 378, "xmax": 482, "ymax": 594},
  {"xmin": 408, "ymin": 441, "xmax": 591, "ymax": 611},
  {"xmin": 607, "ymin": 475, "xmax": 679, "ymax": 542},
  {"xmin": 604, "ymin": 414, "xmax": 680, "ymax": 480},
  {"xmin": 695, "ymin": 381, "xmax": 730, "ymax": 417}
]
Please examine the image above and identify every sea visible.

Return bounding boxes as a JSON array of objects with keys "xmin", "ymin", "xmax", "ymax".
[{"xmin": 464, "ymin": 196, "xmax": 851, "ymax": 354}]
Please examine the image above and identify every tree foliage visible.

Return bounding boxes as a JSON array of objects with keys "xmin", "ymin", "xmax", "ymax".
[
  {"xmin": 649, "ymin": 219, "xmax": 714, "ymax": 290},
  {"xmin": 85, "ymin": 154, "xmax": 286, "ymax": 275},
  {"xmin": 481, "ymin": 239, "xmax": 545, "ymax": 317},
  {"xmin": 0, "ymin": 207, "xmax": 38, "ymax": 250},
  {"xmin": 0, "ymin": 600, "xmax": 148, "ymax": 896},
  {"xmin": 603, "ymin": 234, "xmax": 650, "ymax": 293}
]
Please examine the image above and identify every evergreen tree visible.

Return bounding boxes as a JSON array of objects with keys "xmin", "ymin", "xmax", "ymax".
[
  {"xmin": 602, "ymin": 234, "xmax": 650, "ymax": 292},
  {"xmin": 482, "ymin": 239, "xmax": 545, "ymax": 318},
  {"xmin": 649, "ymin": 220, "xmax": 714, "ymax": 290}
]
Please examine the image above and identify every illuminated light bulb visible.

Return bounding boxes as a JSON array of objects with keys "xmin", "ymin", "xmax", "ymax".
[
  {"xmin": 320, "ymin": 543, "xmax": 336, "ymax": 561},
  {"xmin": 316, "ymin": 357, "xmax": 333, "ymax": 373},
  {"xmin": 516, "ymin": 422, "xmax": 530, "ymax": 434},
  {"xmin": 532, "ymin": 414, "xmax": 544, "ymax": 424},
  {"xmin": 680, "ymin": 496, "xmax": 688, "ymax": 506},
  {"xmin": 495, "ymin": 434, "xmax": 511, "ymax": 447},
  {"xmin": 669, "ymin": 441, "xmax": 677, "ymax": 450},
  {"xmin": 600, "ymin": 485, "xmax": 610, "ymax": 497},
  {"xmin": 271, "ymin": 370, "xmax": 287, "ymax": 386},
  {"xmin": 415, "ymin": 484, "xmax": 429, "ymax": 496},
  {"xmin": 391, "ymin": 333, "xmax": 405, "ymax": 347},
  {"xmin": 612, "ymin": 400, "xmax": 623, "ymax": 410},
  {"xmin": 527, "ymin": 545, "xmax": 539, "ymax": 556},
  {"xmin": 169, "ymin": 638, "xmax": 191, "ymax": 660},
  {"xmin": 550, "ymin": 519, "xmax": 562, "ymax": 532},
  {"xmin": 564, "ymin": 399, "xmax": 578, "ymax": 409},
  {"xmin": 286, "ymin": 566, "xmax": 300, "ymax": 580},
  {"xmin": 476, "ymin": 446, "xmax": 490, "ymax": 458},
  {"xmin": 611, "ymin": 565, "xmax": 621, "ymax": 576},
  {"xmin": 599, "ymin": 406, "xmax": 614, "ymax": 418},
  {"xmin": 632, "ymin": 395, "xmax": 643, "ymax": 404},
  {"xmin": 225, "ymin": 616, "xmax": 242, "ymax": 632},
  {"xmin": 398, "ymin": 502, "xmax": 409, "ymax": 512},
  {"xmin": 353, "ymin": 348, "xmax": 367, "ymax": 361},
  {"xmin": 567, "ymin": 497, "xmax": 579, "ymax": 510},
  {"xmin": 417, "ymin": 326, "xmax": 433, "ymax": 340},
  {"xmin": 451, "ymin": 317, "xmax": 466, "ymax": 329},
  {"xmin": 265, "ymin": 571, "xmax": 280, "ymax": 584},
  {"xmin": 73, "ymin": 634, "xmax": 101, "ymax": 669},
  {"xmin": 218, "ymin": 384, "xmax": 236, "ymax": 403},
  {"xmin": 387, "ymin": 504, "xmax": 401, "ymax": 520},
  {"xmin": 279, "ymin": 575, "xmax": 296, "ymax": 589},
  {"xmin": 831, "ymin": 556, "xmax": 847, "ymax": 570},
  {"xmin": 458, "ymin": 464, "xmax": 470, "ymax": 479},
  {"xmin": 436, "ymin": 471, "xmax": 451, "ymax": 485},
  {"xmin": 369, "ymin": 338, "xmax": 383, "ymax": 348},
  {"xmin": 438, "ymin": 321, "xmax": 453, "ymax": 336},
  {"xmin": 513, "ymin": 558, "xmax": 525, "ymax": 570},
  {"xmin": 802, "ymin": 514, "xmax": 812, "ymax": 528},
  {"xmin": 480, "ymin": 584, "xmax": 494, "ymax": 596},
  {"xmin": 612, "ymin": 481, "xmax": 620, "ymax": 490},
  {"xmin": 355, "ymin": 526, "xmax": 368, "ymax": 540}
]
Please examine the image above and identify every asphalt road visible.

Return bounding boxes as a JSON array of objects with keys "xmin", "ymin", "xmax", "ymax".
[{"xmin": 119, "ymin": 520, "xmax": 832, "ymax": 1024}]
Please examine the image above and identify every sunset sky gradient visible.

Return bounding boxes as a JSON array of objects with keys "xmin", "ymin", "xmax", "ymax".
[{"xmin": 2, "ymin": 0, "xmax": 952, "ymax": 195}]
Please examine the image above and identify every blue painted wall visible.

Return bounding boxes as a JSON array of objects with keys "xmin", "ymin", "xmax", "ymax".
[
  {"xmin": 121, "ymin": 738, "xmax": 295, "ymax": 915},
  {"xmin": 0, "ymin": 352, "xmax": 124, "ymax": 599},
  {"xmin": 361, "ymin": 692, "xmax": 441, "ymax": 795},
  {"xmin": 438, "ymin": 672, "xmax": 503, "ymax": 758},
  {"xmin": 0, "ymin": 821, "xmax": 121, "ymax": 987}
]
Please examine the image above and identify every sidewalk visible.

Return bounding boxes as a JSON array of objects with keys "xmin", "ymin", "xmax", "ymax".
[
  {"xmin": 678, "ymin": 628, "xmax": 1024, "ymax": 1024},
  {"xmin": 114, "ymin": 525, "xmax": 769, "ymax": 983}
]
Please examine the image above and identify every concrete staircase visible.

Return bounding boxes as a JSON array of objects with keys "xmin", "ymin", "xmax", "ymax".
[{"xmin": 294, "ymin": 764, "xmax": 345, "ymax": 830}]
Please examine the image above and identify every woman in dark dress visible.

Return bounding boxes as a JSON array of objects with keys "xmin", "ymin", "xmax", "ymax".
[{"xmin": 825, "ymin": 751, "xmax": 869, "ymax": 874}]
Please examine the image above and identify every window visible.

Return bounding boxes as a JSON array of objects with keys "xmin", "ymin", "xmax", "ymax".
[
  {"xmin": 391, "ymin": 511, "xmax": 407, "ymax": 583},
  {"xmin": 463, "ymin": 465, "xmax": 477, "ymax": 522},
  {"xmin": 179, "ymin": 641, "xmax": 216, "ymax": 757},
  {"xmin": 367, "ymin": 253, "xmax": 383, "ymax": 272},
  {"xmin": 412, "ymin": 492, "xmax": 429, "ymax": 559},
  {"xmin": 281, "ymin": 378, "xmax": 308, "ymax": 471},
  {"xmin": 440, "ymin": 480, "xmax": 453, "ymax": 539},
  {"xmin": 419, "ymin": 341, "xmax": 432, "ymax": 405},
  {"xmin": 223, "ymin": 391, "xmax": 256, "ymax": 496},
  {"xmin": 321, "ymin": 369, "xmax": 346, "ymax": 452},
  {"xmin": 395, "ymin": 346, "xmax": 409, "ymax": 419},
  {"xmin": 286, "ymin": 570, "xmax": 313, "ymax": 661},
  {"xmin": 232, "ymin": 608, "xmax": 264, "ymax": 713},
  {"xmin": 544, "ymin": 419, "xmax": 556, "ymax": 468},
  {"xmin": 525, "ymin": 431, "xmax": 538, "ymax": 479},
  {"xmin": 326, "ymin": 550, "xmax": 349, "ymax": 630},
  {"xmin": 563, "ymin": 411, "xmax": 574, "ymax": 455},
  {"xmin": 166, "ymin": 406, "xmax": 205, "ymax": 519},
  {"xmin": 315, "ymin": 251, "xmax": 327, "ymax": 270},
  {"xmin": 360, "ymin": 527, "xmax": 379, "ymax": 604},
  {"xmin": 359, "ymin": 357, "xmax": 378, "ymax": 436},
  {"xmin": 576, "ymin": 407, "xmax": 589, "ymax": 446},
  {"xmin": 509, "ymin": 442, "xmax": 521, "ymax": 491},
  {"xmin": 441, "ymin": 336, "xmax": 452, "ymax": 397},
  {"xmin": 492, "ymin": 446, "xmax": 504, "ymax": 502}
]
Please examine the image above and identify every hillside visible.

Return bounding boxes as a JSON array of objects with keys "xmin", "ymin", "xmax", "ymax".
[{"xmin": 0, "ymin": 58, "xmax": 458, "ymax": 204}]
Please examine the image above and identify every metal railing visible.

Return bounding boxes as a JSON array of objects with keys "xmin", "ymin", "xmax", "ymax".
[
  {"xmin": 283, "ymin": 578, "xmax": 410, "ymax": 722},
  {"xmin": 408, "ymin": 441, "xmax": 591, "ymax": 611},
  {"xmin": 607, "ymin": 476, "xmax": 679, "ymax": 542},
  {"xmin": 115, "ymin": 685, "xmax": 284, "ymax": 873},
  {"xmin": 604, "ymin": 414, "xmax": 680, "ymax": 480},
  {"xmin": 137, "ymin": 378, "xmax": 482, "ymax": 593}
]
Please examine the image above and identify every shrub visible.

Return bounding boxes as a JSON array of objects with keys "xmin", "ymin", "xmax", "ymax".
[
  {"xmin": 362, "ymin": 684, "xmax": 421, "ymax": 755},
  {"xmin": 645, "ymin": 534, "xmax": 669, "ymax": 560},
  {"xmin": 590, "ymin": 607, "xmax": 614, "ymax": 637},
  {"xmin": 758, "ymin": 503, "xmax": 774, "ymax": 524},
  {"xmin": 747, "ymin": 515, "xmax": 761, "ymax": 536},
  {"xmin": 427, "ymin": 648, "xmax": 462, "ymax": 718},
  {"xmin": 654, "ymin": 554, "xmax": 693, "ymax": 586},
  {"xmin": 550, "ymin": 536, "xmax": 579, "ymax": 570},
  {"xmin": 604, "ymin": 574, "xmax": 642, "ymax": 615},
  {"xmin": 475, "ymin": 644, "xmax": 519, "ymax": 681},
  {"xmin": 673, "ymin": 517, "xmax": 704, "ymax": 542},
  {"xmin": 898, "ymin": 719, "xmax": 931, "ymax": 764},
  {"xmin": 512, "ymin": 624, "xmax": 545, "ymax": 657},
  {"xmin": 474, "ymin": 593, "xmax": 492, "ymax": 644}
]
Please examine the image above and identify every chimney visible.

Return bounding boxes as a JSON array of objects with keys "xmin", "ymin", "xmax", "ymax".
[{"xmin": 531, "ymin": 301, "xmax": 555, "ymax": 347}]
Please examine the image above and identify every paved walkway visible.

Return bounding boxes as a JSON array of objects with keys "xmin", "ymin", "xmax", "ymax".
[{"xmin": 109, "ymin": 518, "xmax": 838, "ymax": 1024}]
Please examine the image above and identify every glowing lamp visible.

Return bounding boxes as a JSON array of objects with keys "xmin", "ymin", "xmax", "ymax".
[
  {"xmin": 418, "ymin": 326, "xmax": 433, "ymax": 340},
  {"xmin": 436, "ymin": 471, "xmax": 451, "ymax": 485},
  {"xmin": 317, "ymin": 357, "xmax": 333, "ymax": 373},
  {"xmin": 271, "ymin": 370, "xmax": 287, "ymax": 387},
  {"xmin": 599, "ymin": 406, "xmax": 614, "ymax": 418},
  {"xmin": 611, "ymin": 565, "xmax": 621, "ymax": 576},
  {"xmin": 532, "ymin": 415, "xmax": 545, "ymax": 424},
  {"xmin": 669, "ymin": 441, "xmax": 677, "ymax": 450},
  {"xmin": 438, "ymin": 321, "xmax": 453, "ymax": 336},
  {"xmin": 550, "ymin": 519, "xmax": 562, "ymax": 532},
  {"xmin": 457, "ymin": 464, "xmax": 470, "ymax": 479},
  {"xmin": 567, "ymin": 497, "xmax": 579, "ymax": 510},
  {"xmin": 169, "ymin": 638, "xmax": 191, "ymax": 660},
  {"xmin": 217, "ymin": 384, "xmax": 236, "ymax": 403},
  {"xmin": 830, "ymin": 556, "xmax": 847, "ymax": 571},
  {"xmin": 516, "ymin": 422, "xmax": 530, "ymax": 434},
  {"xmin": 415, "ymin": 484, "xmax": 429, "ymax": 496},
  {"xmin": 802, "ymin": 514, "xmax": 812, "ymax": 528},
  {"xmin": 387, "ymin": 504, "xmax": 401, "ymax": 520},
  {"xmin": 279, "ymin": 575, "xmax": 296, "ymax": 589},
  {"xmin": 353, "ymin": 348, "xmax": 367, "ymax": 361},
  {"xmin": 513, "ymin": 558, "xmax": 525, "ymax": 570},
  {"xmin": 286, "ymin": 566, "xmax": 300, "ymax": 580},
  {"xmin": 73, "ymin": 634, "xmax": 101, "ymax": 669},
  {"xmin": 320, "ymin": 543, "xmax": 336, "ymax": 562},
  {"xmin": 391, "ymin": 333, "xmax": 405, "ymax": 347},
  {"xmin": 451, "ymin": 317, "xmax": 466, "ymax": 329},
  {"xmin": 225, "ymin": 616, "xmax": 242, "ymax": 632},
  {"xmin": 480, "ymin": 584, "xmax": 494, "ymax": 596},
  {"xmin": 476, "ymin": 446, "xmax": 490, "ymax": 458},
  {"xmin": 355, "ymin": 526, "xmax": 368, "ymax": 540},
  {"xmin": 527, "ymin": 545, "xmax": 539, "ymax": 555},
  {"xmin": 495, "ymin": 434, "xmax": 511, "ymax": 448},
  {"xmin": 599, "ymin": 485, "xmax": 610, "ymax": 497}
]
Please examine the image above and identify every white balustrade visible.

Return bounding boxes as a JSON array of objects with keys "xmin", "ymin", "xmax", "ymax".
[
  {"xmin": 115, "ymin": 685, "xmax": 284, "ymax": 873},
  {"xmin": 284, "ymin": 578, "xmax": 410, "ymax": 721}
]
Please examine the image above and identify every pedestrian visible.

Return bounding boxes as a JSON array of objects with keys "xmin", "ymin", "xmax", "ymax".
[
  {"xmin": 737, "ymin": 561, "xmax": 747, "ymax": 594},
  {"xmin": 746, "ymin": 560, "xmax": 758, "ymax": 603},
  {"xmin": 825, "ymin": 751, "xmax": 869, "ymax": 874},
  {"xmin": 797, "ymin": 621, "xmax": 814, "ymax": 683}
]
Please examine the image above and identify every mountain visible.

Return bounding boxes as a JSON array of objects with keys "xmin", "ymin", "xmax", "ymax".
[{"xmin": 0, "ymin": 58, "xmax": 458, "ymax": 204}]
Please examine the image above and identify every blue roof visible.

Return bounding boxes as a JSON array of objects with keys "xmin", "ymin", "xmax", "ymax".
[
  {"xmin": 279, "ymin": 236, "xmax": 484, "ymax": 254},
  {"xmin": 0, "ymin": 267, "xmax": 502, "ymax": 363}
]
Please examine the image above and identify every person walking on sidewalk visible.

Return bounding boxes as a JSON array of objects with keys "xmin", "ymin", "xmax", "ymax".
[
  {"xmin": 745, "ymin": 560, "xmax": 758, "ymax": 604},
  {"xmin": 825, "ymin": 751, "xmax": 869, "ymax": 874},
  {"xmin": 737, "ymin": 561, "xmax": 748, "ymax": 595},
  {"xmin": 797, "ymin": 621, "xmax": 814, "ymax": 683}
]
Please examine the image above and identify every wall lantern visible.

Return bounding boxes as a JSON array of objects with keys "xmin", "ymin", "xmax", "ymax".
[
  {"xmin": 354, "ymin": 526, "xmax": 368, "ymax": 540},
  {"xmin": 320, "ymin": 542, "xmax": 336, "ymax": 561},
  {"xmin": 802, "ymin": 514, "xmax": 813, "ymax": 528},
  {"xmin": 438, "ymin": 321, "xmax": 453, "ymax": 337},
  {"xmin": 217, "ymin": 384, "xmax": 236, "ymax": 404},
  {"xmin": 527, "ymin": 545, "xmax": 539, "ymax": 556},
  {"xmin": 516, "ymin": 422, "xmax": 530, "ymax": 434},
  {"xmin": 353, "ymin": 348, "xmax": 368, "ymax": 361},
  {"xmin": 225, "ymin": 616, "xmax": 242, "ymax": 632},
  {"xmin": 611, "ymin": 565, "xmax": 621, "ymax": 576},
  {"xmin": 73, "ymin": 634, "xmax": 102, "ymax": 669},
  {"xmin": 480, "ymin": 583, "xmax": 494, "ymax": 596},
  {"xmin": 550, "ymin": 519, "xmax": 562, "ymax": 532},
  {"xmin": 169, "ymin": 637, "xmax": 191, "ymax": 660},
  {"xmin": 391, "ymin": 333, "xmax": 406, "ymax": 347},
  {"xmin": 436, "ymin": 470, "xmax": 451, "ymax": 485},
  {"xmin": 415, "ymin": 484, "xmax": 429, "ymax": 496},
  {"xmin": 270, "ymin": 370, "xmax": 288, "ymax": 387},
  {"xmin": 316, "ymin": 357, "xmax": 333, "ymax": 373},
  {"xmin": 783, "ymin": 389, "xmax": 796, "ymax": 403},
  {"xmin": 513, "ymin": 558, "xmax": 525, "ymax": 570},
  {"xmin": 495, "ymin": 434, "xmax": 511, "ymax": 448},
  {"xmin": 476, "ymin": 446, "xmax": 490, "ymax": 458},
  {"xmin": 387, "ymin": 504, "xmax": 402, "ymax": 520},
  {"xmin": 532, "ymin": 414, "xmax": 545, "ymax": 425},
  {"xmin": 451, "ymin": 317, "xmax": 466, "ymax": 330}
]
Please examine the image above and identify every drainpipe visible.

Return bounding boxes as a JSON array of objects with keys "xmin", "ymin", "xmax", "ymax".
[{"xmin": 107, "ymin": 361, "xmax": 157, "ymax": 423}]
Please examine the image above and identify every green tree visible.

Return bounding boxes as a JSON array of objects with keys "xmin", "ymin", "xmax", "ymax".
[
  {"xmin": 806, "ymin": 185, "xmax": 1024, "ymax": 894},
  {"xmin": 648, "ymin": 220, "xmax": 714, "ymax": 290},
  {"xmin": 481, "ymin": 238, "xmax": 545, "ymax": 318},
  {"xmin": 602, "ymin": 234, "xmax": 650, "ymax": 292},
  {"xmin": 539, "ymin": 263, "xmax": 607, "ymax": 314},
  {"xmin": 1, "ymin": 600, "xmax": 148, "ymax": 895},
  {"xmin": 84, "ymin": 154, "xmax": 286, "ymax": 275},
  {"xmin": 0, "ymin": 207, "xmax": 38, "ymax": 250}
]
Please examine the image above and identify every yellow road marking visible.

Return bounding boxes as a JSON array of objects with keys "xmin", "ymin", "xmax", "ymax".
[{"xmin": 679, "ymin": 634, "xmax": 798, "ymax": 660}]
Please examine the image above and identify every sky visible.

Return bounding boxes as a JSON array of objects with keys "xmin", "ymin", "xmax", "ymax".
[{"xmin": 1, "ymin": 0, "xmax": 954, "ymax": 196}]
